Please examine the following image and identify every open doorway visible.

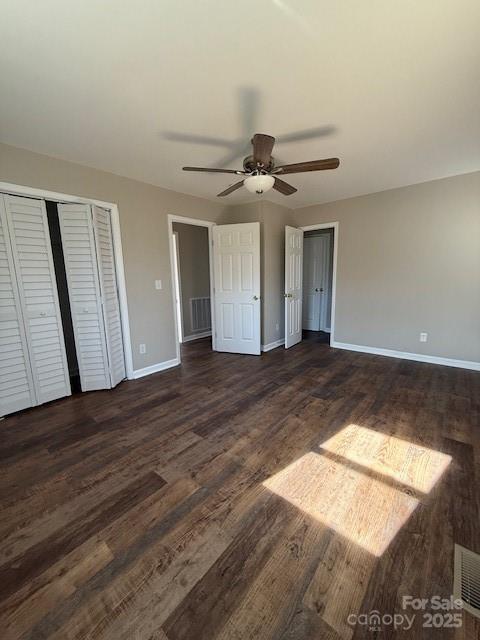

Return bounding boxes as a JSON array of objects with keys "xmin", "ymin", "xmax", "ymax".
[
  {"xmin": 170, "ymin": 218, "xmax": 213, "ymax": 355},
  {"xmin": 284, "ymin": 222, "xmax": 338, "ymax": 349},
  {"xmin": 169, "ymin": 216, "xmax": 262, "ymax": 363},
  {"xmin": 302, "ymin": 227, "xmax": 334, "ymax": 344}
]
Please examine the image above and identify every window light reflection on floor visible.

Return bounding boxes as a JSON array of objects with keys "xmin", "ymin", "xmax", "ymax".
[
  {"xmin": 263, "ymin": 425, "xmax": 451, "ymax": 557},
  {"xmin": 320, "ymin": 424, "xmax": 452, "ymax": 494}
]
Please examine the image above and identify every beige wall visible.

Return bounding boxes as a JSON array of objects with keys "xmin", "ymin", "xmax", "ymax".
[
  {"xmin": 2, "ymin": 142, "xmax": 478, "ymax": 367},
  {"xmin": 0, "ymin": 143, "xmax": 227, "ymax": 370},
  {"xmin": 293, "ymin": 171, "xmax": 480, "ymax": 362},
  {"xmin": 172, "ymin": 223, "xmax": 210, "ymax": 338}
]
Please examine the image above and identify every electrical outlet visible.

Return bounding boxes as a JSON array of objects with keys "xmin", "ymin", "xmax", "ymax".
[
  {"xmin": 155, "ymin": 280, "xmax": 162, "ymax": 290},
  {"xmin": 275, "ymin": 322, "xmax": 279, "ymax": 332},
  {"xmin": 139, "ymin": 343, "xmax": 146, "ymax": 354},
  {"xmin": 419, "ymin": 332, "xmax": 428, "ymax": 343}
]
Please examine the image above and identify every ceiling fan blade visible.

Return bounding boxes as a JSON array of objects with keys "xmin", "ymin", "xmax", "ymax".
[
  {"xmin": 274, "ymin": 158, "xmax": 340, "ymax": 175},
  {"xmin": 273, "ymin": 177, "xmax": 297, "ymax": 196},
  {"xmin": 183, "ymin": 166, "xmax": 244, "ymax": 175},
  {"xmin": 252, "ymin": 133, "xmax": 275, "ymax": 166},
  {"xmin": 164, "ymin": 132, "xmax": 232, "ymax": 147},
  {"xmin": 276, "ymin": 125, "xmax": 336, "ymax": 144},
  {"xmin": 217, "ymin": 181, "xmax": 245, "ymax": 197}
]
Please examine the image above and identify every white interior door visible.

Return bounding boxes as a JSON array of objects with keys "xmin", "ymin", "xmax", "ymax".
[
  {"xmin": 284, "ymin": 225, "xmax": 303, "ymax": 349},
  {"xmin": 302, "ymin": 234, "xmax": 330, "ymax": 331},
  {"xmin": 58, "ymin": 203, "xmax": 111, "ymax": 391},
  {"xmin": 0, "ymin": 196, "xmax": 36, "ymax": 416},
  {"xmin": 92, "ymin": 205, "xmax": 126, "ymax": 386},
  {"xmin": 213, "ymin": 222, "xmax": 260, "ymax": 355},
  {"xmin": 4, "ymin": 195, "xmax": 71, "ymax": 405}
]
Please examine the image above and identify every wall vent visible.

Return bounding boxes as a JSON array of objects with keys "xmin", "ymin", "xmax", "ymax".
[
  {"xmin": 190, "ymin": 297, "xmax": 211, "ymax": 332},
  {"xmin": 454, "ymin": 543, "xmax": 480, "ymax": 619}
]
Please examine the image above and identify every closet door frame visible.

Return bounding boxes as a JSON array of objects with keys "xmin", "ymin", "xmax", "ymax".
[{"xmin": 0, "ymin": 182, "xmax": 133, "ymax": 380}]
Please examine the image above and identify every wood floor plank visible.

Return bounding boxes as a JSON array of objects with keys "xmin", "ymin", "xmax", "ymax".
[
  {"xmin": 163, "ymin": 493, "xmax": 297, "ymax": 640},
  {"xmin": 0, "ymin": 472, "xmax": 166, "ymax": 600},
  {"xmin": 0, "ymin": 335, "xmax": 477, "ymax": 640},
  {"xmin": 0, "ymin": 538, "xmax": 113, "ymax": 640}
]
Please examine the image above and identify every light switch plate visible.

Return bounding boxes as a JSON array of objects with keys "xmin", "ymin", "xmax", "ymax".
[
  {"xmin": 419, "ymin": 332, "xmax": 428, "ymax": 342},
  {"xmin": 155, "ymin": 280, "xmax": 162, "ymax": 290},
  {"xmin": 139, "ymin": 343, "xmax": 146, "ymax": 354}
]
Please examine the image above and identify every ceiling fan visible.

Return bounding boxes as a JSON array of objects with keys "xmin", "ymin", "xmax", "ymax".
[{"xmin": 183, "ymin": 133, "xmax": 340, "ymax": 197}]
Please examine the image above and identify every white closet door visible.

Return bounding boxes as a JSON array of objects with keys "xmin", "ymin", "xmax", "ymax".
[
  {"xmin": 0, "ymin": 196, "xmax": 36, "ymax": 416},
  {"xmin": 58, "ymin": 203, "xmax": 110, "ymax": 391},
  {"xmin": 92, "ymin": 205, "xmax": 125, "ymax": 387},
  {"xmin": 4, "ymin": 195, "xmax": 71, "ymax": 405}
]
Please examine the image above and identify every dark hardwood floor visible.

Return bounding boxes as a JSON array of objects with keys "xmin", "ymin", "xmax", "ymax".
[{"xmin": 1, "ymin": 336, "xmax": 479, "ymax": 639}]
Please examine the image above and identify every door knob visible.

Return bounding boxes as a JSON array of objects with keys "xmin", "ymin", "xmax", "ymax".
[
  {"xmin": 284, "ymin": 293, "xmax": 293, "ymax": 298},
  {"xmin": 253, "ymin": 295, "xmax": 259, "ymax": 300},
  {"xmin": 315, "ymin": 288, "xmax": 324, "ymax": 293}
]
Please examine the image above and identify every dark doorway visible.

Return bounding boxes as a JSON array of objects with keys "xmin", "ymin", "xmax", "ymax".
[{"xmin": 45, "ymin": 201, "xmax": 81, "ymax": 393}]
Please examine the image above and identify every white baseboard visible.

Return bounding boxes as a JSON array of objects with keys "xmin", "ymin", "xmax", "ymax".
[
  {"xmin": 262, "ymin": 338, "xmax": 285, "ymax": 352},
  {"xmin": 132, "ymin": 357, "xmax": 180, "ymax": 379},
  {"xmin": 331, "ymin": 341, "xmax": 480, "ymax": 372},
  {"xmin": 182, "ymin": 331, "xmax": 212, "ymax": 343}
]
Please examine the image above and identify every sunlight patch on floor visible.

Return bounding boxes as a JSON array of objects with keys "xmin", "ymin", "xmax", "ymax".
[
  {"xmin": 264, "ymin": 425, "xmax": 452, "ymax": 556},
  {"xmin": 320, "ymin": 424, "xmax": 452, "ymax": 494},
  {"xmin": 264, "ymin": 451, "xmax": 419, "ymax": 556}
]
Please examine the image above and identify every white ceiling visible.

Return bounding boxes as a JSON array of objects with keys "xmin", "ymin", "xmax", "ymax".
[{"xmin": 1, "ymin": 1, "xmax": 479, "ymax": 207}]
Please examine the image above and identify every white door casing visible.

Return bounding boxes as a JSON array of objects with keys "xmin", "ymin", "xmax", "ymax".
[
  {"xmin": 172, "ymin": 231, "xmax": 184, "ymax": 343},
  {"xmin": 213, "ymin": 222, "xmax": 261, "ymax": 355},
  {"xmin": 303, "ymin": 234, "xmax": 331, "ymax": 331},
  {"xmin": 92, "ymin": 205, "xmax": 126, "ymax": 387},
  {"xmin": 3, "ymin": 195, "xmax": 71, "ymax": 406},
  {"xmin": 58, "ymin": 203, "xmax": 111, "ymax": 391},
  {"xmin": 0, "ymin": 196, "xmax": 36, "ymax": 416},
  {"xmin": 285, "ymin": 225, "xmax": 303, "ymax": 349}
]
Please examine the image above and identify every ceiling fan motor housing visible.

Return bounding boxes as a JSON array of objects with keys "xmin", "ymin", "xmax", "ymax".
[{"xmin": 243, "ymin": 155, "xmax": 275, "ymax": 173}]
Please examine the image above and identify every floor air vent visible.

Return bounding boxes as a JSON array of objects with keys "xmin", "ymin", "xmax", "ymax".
[{"xmin": 454, "ymin": 544, "xmax": 480, "ymax": 618}]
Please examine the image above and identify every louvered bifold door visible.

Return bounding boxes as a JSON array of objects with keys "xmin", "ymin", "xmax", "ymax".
[
  {"xmin": 57, "ymin": 203, "xmax": 110, "ymax": 391},
  {"xmin": 4, "ymin": 195, "xmax": 71, "ymax": 405},
  {"xmin": 0, "ymin": 196, "xmax": 36, "ymax": 416},
  {"xmin": 92, "ymin": 206, "xmax": 125, "ymax": 387}
]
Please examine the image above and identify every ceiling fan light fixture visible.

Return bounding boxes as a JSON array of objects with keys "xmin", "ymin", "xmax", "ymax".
[{"xmin": 244, "ymin": 174, "xmax": 275, "ymax": 195}]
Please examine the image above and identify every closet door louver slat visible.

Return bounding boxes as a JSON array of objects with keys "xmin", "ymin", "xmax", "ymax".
[
  {"xmin": 0, "ymin": 196, "xmax": 36, "ymax": 416},
  {"xmin": 57, "ymin": 203, "xmax": 111, "ymax": 391},
  {"xmin": 92, "ymin": 205, "xmax": 125, "ymax": 387},
  {"xmin": 3, "ymin": 195, "xmax": 70, "ymax": 407}
]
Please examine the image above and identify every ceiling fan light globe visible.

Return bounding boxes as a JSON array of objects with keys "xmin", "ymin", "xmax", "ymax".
[{"xmin": 244, "ymin": 174, "xmax": 275, "ymax": 195}]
